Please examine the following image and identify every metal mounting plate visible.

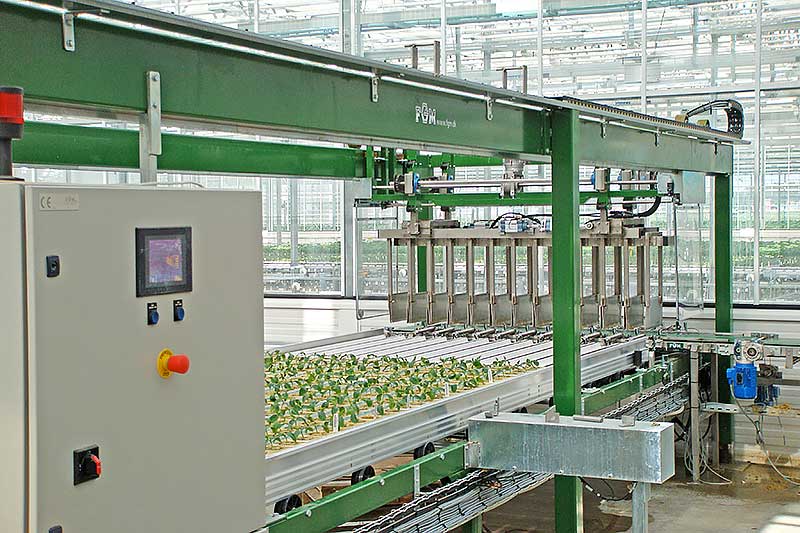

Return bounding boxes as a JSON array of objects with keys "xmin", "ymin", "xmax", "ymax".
[{"xmin": 466, "ymin": 413, "xmax": 675, "ymax": 483}]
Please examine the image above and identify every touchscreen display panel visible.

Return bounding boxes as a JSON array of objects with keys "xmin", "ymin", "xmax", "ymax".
[{"xmin": 136, "ymin": 227, "xmax": 192, "ymax": 296}]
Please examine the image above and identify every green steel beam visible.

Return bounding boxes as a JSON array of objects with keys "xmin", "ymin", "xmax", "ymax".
[
  {"xmin": 266, "ymin": 442, "xmax": 467, "ymax": 533},
  {"xmin": 419, "ymin": 154, "xmax": 503, "ymax": 168},
  {"xmin": 578, "ymin": 120, "xmax": 734, "ymax": 175},
  {"xmin": 714, "ymin": 173, "xmax": 734, "ymax": 448},
  {"xmin": 581, "ymin": 367, "xmax": 668, "ymax": 415},
  {"xmin": 1, "ymin": 3, "xmax": 549, "ymax": 157},
  {"xmin": 15, "ymin": 122, "xmax": 140, "ymax": 169},
  {"xmin": 373, "ymin": 189, "xmax": 660, "ymax": 208},
  {"xmin": 14, "ymin": 122, "xmax": 367, "ymax": 178},
  {"xmin": 15, "ymin": 122, "xmax": 504, "ymax": 178},
  {"xmin": 551, "ymin": 108, "xmax": 583, "ymax": 533}
]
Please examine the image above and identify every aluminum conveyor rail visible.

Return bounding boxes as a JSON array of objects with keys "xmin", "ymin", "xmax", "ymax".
[{"xmin": 264, "ymin": 330, "xmax": 646, "ymax": 505}]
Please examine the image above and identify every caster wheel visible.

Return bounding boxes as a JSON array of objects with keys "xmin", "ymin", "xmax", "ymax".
[
  {"xmin": 274, "ymin": 494, "xmax": 302, "ymax": 515},
  {"xmin": 351, "ymin": 465, "xmax": 376, "ymax": 485},
  {"xmin": 413, "ymin": 442, "xmax": 436, "ymax": 459}
]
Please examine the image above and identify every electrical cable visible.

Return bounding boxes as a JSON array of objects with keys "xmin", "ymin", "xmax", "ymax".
[
  {"xmin": 609, "ymin": 194, "xmax": 661, "ymax": 219},
  {"xmin": 488, "ymin": 212, "xmax": 542, "ymax": 229},
  {"xmin": 579, "ymin": 477, "xmax": 633, "ymax": 502},
  {"xmin": 730, "ymin": 385, "xmax": 800, "ymax": 487},
  {"xmin": 682, "ymin": 413, "xmax": 732, "ymax": 486}
]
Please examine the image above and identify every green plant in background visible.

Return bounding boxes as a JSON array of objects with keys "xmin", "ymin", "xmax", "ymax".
[{"xmin": 263, "ymin": 351, "xmax": 539, "ymax": 452}]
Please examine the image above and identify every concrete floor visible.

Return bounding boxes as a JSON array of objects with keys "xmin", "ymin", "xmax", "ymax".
[{"xmin": 265, "ymin": 298, "xmax": 800, "ymax": 532}]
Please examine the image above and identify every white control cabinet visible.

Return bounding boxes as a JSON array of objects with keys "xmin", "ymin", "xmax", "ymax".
[{"xmin": 0, "ymin": 183, "xmax": 265, "ymax": 533}]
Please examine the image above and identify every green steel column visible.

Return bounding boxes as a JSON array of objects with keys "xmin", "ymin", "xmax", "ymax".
[
  {"xmin": 714, "ymin": 173, "xmax": 734, "ymax": 449},
  {"xmin": 714, "ymin": 173, "xmax": 733, "ymax": 332},
  {"xmin": 551, "ymin": 108, "xmax": 584, "ymax": 532},
  {"xmin": 462, "ymin": 515, "xmax": 483, "ymax": 533}
]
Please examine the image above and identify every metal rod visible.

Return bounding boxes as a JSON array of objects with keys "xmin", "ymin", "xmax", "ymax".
[
  {"xmin": 690, "ymin": 348, "xmax": 701, "ymax": 482},
  {"xmin": 711, "ymin": 353, "xmax": 720, "ymax": 467},
  {"xmin": 417, "ymin": 179, "xmax": 593, "ymax": 188},
  {"xmin": 466, "ymin": 240, "xmax": 475, "ymax": 325},
  {"xmin": 486, "ymin": 242, "xmax": 496, "ymax": 325},
  {"xmin": 433, "ymin": 40, "xmax": 442, "ymax": 76},
  {"xmin": 609, "ymin": 180, "xmax": 658, "ymax": 186}
]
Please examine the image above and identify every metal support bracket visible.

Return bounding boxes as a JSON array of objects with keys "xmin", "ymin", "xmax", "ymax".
[
  {"xmin": 701, "ymin": 402, "xmax": 739, "ymax": 414},
  {"xmin": 370, "ymin": 76, "xmax": 379, "ymax": 103},
  {"xmin": 61, "ymin": 6, "xmax": 109, "ymax": 52},
  {"xmin": 61, "ymin": 13, "xmax": 76, "ymax": 52},
  {"xmin": 486, "ymin": 98, "xmax": 494, "ymax": 121},
  {"xmin": 139, "ymin": 70, "xmax": 162, "ymax": 183},
  {"xmin": 467, "ymin": 413, "xmax": 674, "ymax": 483}
]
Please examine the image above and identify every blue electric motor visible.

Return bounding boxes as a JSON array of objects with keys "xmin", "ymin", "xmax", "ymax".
[{"xmin": 727, "ymin": 362, "xmax": 758, "ymax": 400}]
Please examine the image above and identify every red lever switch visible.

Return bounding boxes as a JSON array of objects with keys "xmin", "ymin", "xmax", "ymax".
[
  {"xmin": 157, "ymin": 349, "xmax": 191, "ymax": 378},
  {"xmin": 167, "ymin": 354, "xmax": 190, "ymax": 374},
  {"xmin": 90, "ymin": 454, "xmax": 102, "ymax": 476}
]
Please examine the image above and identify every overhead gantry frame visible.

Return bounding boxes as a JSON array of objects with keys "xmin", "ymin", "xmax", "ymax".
[{"xmin": 1, "ymin": 0, "xmax": 738, "ymax": 530}]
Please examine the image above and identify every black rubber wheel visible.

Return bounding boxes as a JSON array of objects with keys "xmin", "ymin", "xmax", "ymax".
[
  {"xmin": 274, "ymin": 494, "xmax": 303, "ymax": 515},
  {"xmin": 350, "ymin": 465, "xmax": 376, "ymax": 485},
  {"xmin": 274, "ymin": 498, "xmax": 288, "ymax": 515},
  {"xmin": 413, "ymin": 441, "xmax": 436, "ymax": 459}
]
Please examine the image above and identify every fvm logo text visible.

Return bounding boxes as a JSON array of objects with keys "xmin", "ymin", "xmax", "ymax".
[{"xmin": 415, "ymin": 103, "xmax": 437, "ymax": 125}]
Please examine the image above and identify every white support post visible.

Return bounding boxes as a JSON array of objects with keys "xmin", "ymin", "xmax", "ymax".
[
  {"xmin": 439, "ymin": 0, "xmax": 447, "ymax": 75},
  {"xmin": 537, "ymin": 0, "xmax": 544, "ymax": 96},
  {"xmin": 640, "ymin": 0, "xmax": 648, "ymax": 114},
  {"xmin": 252, "ymin": 0, "xmax": 260, "ymax": 32},
  {"xmin": 342, "ymin": 181, "xmax": 356, "ymax": 297},
  {"xmin": 753, "ymin": 0, "xmax": 763, "ymax": 304},
  {"xmin": 289, "ymin": 179, "xmax": 299, "ymax": 266}
]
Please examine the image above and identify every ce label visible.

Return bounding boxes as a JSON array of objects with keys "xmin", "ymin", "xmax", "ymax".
[{"xmin": 38, "ymin": 192, "xmax": 80, "ymax": 211}]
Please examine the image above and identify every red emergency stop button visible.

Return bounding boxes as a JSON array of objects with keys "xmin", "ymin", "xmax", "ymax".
[
  {"xmin": 157, "ymin": 349, "xmax": 191, "ymax": 379},
  {"xmin": 167, "ymin": 354, "xmax": 190, "ymax": 374}
]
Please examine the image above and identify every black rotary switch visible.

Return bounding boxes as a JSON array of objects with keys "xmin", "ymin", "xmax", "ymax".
[{"xmin": 73, "ymin": 445, "xmax": 102, "ymax": 485}]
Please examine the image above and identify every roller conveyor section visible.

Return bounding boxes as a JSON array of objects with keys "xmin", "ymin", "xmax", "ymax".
[{"xmin": 264, "ymin": 329, "xmax": 646, "ymax": 506}]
